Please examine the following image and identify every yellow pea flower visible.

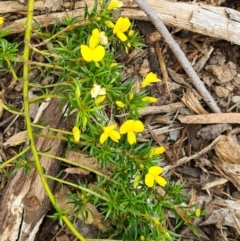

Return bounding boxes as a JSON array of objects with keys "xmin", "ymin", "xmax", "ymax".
[
  {"xmin": 80, "ymin": 28, "xmax": 106, "ymax": 63},
  {"xmin": 91, "ymin": 84, "xmax": 106, "ymax": 98},
  {"xmin": 149, "ymin": 146, "xmax": 165, "ymax": 157},
  {"xmin": 100, "ymin": 124, "xmax": 121, "ymax": 144},
  {"xmin": 107, "ymin": 0, "xmax": 123, "ymax": 10},
  {"xmin": 113, "ymin": 17, "xmax": 131, "ymax": 42},
  {"xmin": 72, "ymin": 126, "xmax": 81, "ymax": 142},
  {"xmin": 0, "ymin": 17, "xmax": 4, "ymax": 25},
  {"xmin": 128, "ymin": 30, "xmax": 135, "ymax": 37},
  {"xmin": 116, "ymin": 101, "xmax": 125, "ymax": 108},
  {"xmin": 195, "ymin": 208, "xmax": 201, "ymax": 217},
  {"xmin": 141, "ymin": 96, "xmax": 158, "ymax": 103},
  {"xmin": 80, "ymin": 45, "xmax": 105, "ymax": 62},
  {"xmin": 141, "ymin": 72, "xmax": 161, "ymax": 88},
  {"xmin": 105, "ymin": 20, "xmax": 115, "ymax": 29},
  {"xmin": 119, "ymin": 119, "xmax": 144, "ymax": 145},
  {"xmin": 95, "ymin": 95, "xmax": 106, "ymax": 104},
  {"xmin": 99, "ymin": 32, "xmax": 108, "ymax": 45},
  {"xmin": 145, "ymin": 166, "xmax": 167, "ymax": 188}
]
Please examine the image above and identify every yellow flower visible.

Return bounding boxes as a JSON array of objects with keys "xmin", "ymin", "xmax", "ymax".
[
  {"xmin": 149, "ymin": 146, "xmax": 165, "ymax": 157},
  {"xmin": 129, "ymin": 92, "xmax": 134, "ymax": 100},
  {"xmin": 107, "ymin": 0, "xmax": 123, "ymax": 10},
  {"xmin": 141, "ymin": 72, "xmax": 161, "ymax": 88},
  {"xmin": 0, "ymin": 17, "xmax": 4, "ymax": 25},
  {"xmin": 100, "ymin": 124, "xmax": 121, "ymax": 144},
  {"xmin": 95, "ymin": 95, "xmax": 106, "ymax": 104},
  {"xmin": 91, "ymin": 84, "xmax": 106, "ymax": 98},
  {"xmin": 99, "ymin": 32, "xmax": 108, "ymax": 45},
  {"xmin": 141, "ymin": 96, "xmax": 158, "ymax": 103},
  {"xmin": 195, "ymin": 208, "xmax": 201, "ymax": 217},
  {"xmin": 105, "ymin": 20, "xmax": 115, "ymax": 29},
  {"xmin": 72, "ymin": 126, "xmax": 81, "ymax": 142},
  {"xmin": 113, "ymin": 17, "xmax": 131, "ymax": 42},
  {"xmin": 119, "ymin": 119, "xmax": 144, "ymax": 145},
  {"xmin": 116, "ymin": 101, "xmax": 125, "ymax": 108},
  {"xmin": 145, "ymin": 166, "xmax": 167, "ymax": 188},
  {"xmin": 128, "ymin": 30, "xmax": 135, "ymax": 37},
  {"xmin": 80, "ymin": 45, "xmax": 105, "ymax": 62},
  {"xmin": 80, "ymin": 29, "xmax": 105, "ymax": 63}
]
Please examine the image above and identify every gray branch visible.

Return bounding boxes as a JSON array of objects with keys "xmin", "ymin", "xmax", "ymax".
[{"xmin": 133, "ymin": 0, "xmax": 221, "ymax": 113}]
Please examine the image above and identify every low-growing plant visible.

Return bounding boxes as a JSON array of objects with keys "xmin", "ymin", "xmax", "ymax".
[{"xmin": 0, "ymin": 0, "xmax": 203, "ymax": 240}]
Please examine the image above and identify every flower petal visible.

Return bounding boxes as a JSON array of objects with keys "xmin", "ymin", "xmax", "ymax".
[
  {"xmin": 92, "ymin": 45, "xmax": 105, "ymax": 62},
  {"xmin": 80, "ymin": 45, "xmax": 93, "ymax": 62},
  {"xmin": 103, "ymin": 124, "xmax": 117, "ymax": 134},
  {"xmin": 113, "ymin": 17, "xmax": 123, "ymax": 34},
  {"xmin": 120, "ymin": 17, "xmax": 131, "ymax": 32},
  {"xmin": 116, "ymin": 31, "xmax": 128, "ymax": 42},
  {"xmin": 141, "ymin": 96, "xmax": 158, "ymax": 103},
  {"xmin": 148, "ymin": 166, "xmax": 163, "ymax": 176},
  {"xmin": 0, "ymin": 17, "xmax": 4, "ymax": 25},
  {"xmin": 100, "ymin": 133, "xmax": 108, "ymax": 144},
  {"xmin": 145, "ymin": 173, "xmax": 154, "ymax": 187},
  {"xmin": 141, "ymin": 72, "xmax": 161, "ymax": 88},
  {"xmin": 95, "ymin": 95, "xmax": 106, "ymax": 104},
  {"xmin": 105, "ymin": 20, "xmax": 115, "ymax": 29},
  {"xmin": 150, "ymin": 147, "xmax": 165, "ymax": 156},
  {"xmin": 109, "ymin": 130, "xmax": 121, "ymax": 142},
  {"xmin": 127, "ymin": 131, "xmax": 136, "ymax": 145},
  {"xmin": 132, "ymin": 120, "xmax": 144, "ymax": 132},
  {"xmin": 119, "ymin": 120, "xmax": 134, "ymax": 134},
  {"xmin": 116, "ymin": 101, "xmax": 125, "ymax": 108},
  {"xmin": 72, "ymin": 126, "xmax": 80, "ymax": 142},
  {"xmin": 155, "ymin": 176, "xmax": 167, "ymax": 187}
]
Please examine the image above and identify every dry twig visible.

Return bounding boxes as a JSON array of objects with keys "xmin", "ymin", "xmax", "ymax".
[{"xmin": 133, "ymin": 0, "xmax": 221, "ymax": 113}]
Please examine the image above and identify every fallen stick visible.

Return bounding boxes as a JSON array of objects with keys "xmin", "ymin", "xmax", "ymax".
[
  {"xmin": 163, "ymin": 135, "xmax": 223, "ymax": 174},
  {"xmin": 133, "ymin": 0, "xmax": 221, "ymax": 114},
  {"xmin": 178, "ymin": 113, "xmax": 240, "ymax": 124},
  {"xmin": 2, "ymin": 0, "xmax": 240, "ymax": 45}
]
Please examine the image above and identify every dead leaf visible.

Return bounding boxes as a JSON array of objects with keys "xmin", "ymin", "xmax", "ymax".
[
  {"xmin": 3, "ymin": 130, "xmax": 27, "ymax": 149},
  {"xmin": 181, "ymin": 89, "xmax": 208, "ymax": 114},
  {"xmin": 214, "ymin": 135, "xmax": 240, "ymax": 164},
  {"xmin": 65, "ymin": 150, "xmax": 113, "ymax": 175}
]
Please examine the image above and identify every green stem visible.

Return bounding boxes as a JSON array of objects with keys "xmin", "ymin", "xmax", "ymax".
[
  {"xmin": 4, "ymin": 55, "xmax": 19, "ymax": 81},
  {"xmin": 32, "ymin": 123, "xmax": 72, "ymax": 135},
  {"xmin": 28, "ymin": 61, "xmax": 80, "ymax": 75},
  {"xmin": 0, "ymin": 102, "xmax": 24, "ymax": 115},
  {"xmin": 38, "ymin": 151, "xmax": 120, "ymax": 185},
  {"xmin": 45, "ymin": 174, "xmax": 109, "ymax": 201},
  {"xmin": 33, "ymin": 20, "xmax": 90, "ymax": 47},
  {"xmin": 0, "ymin": 147, "xmax": 30, "ymax": 169},
  {"xmin": 23, "ymin": 1, "xmax": 86, "ymax": 240}
]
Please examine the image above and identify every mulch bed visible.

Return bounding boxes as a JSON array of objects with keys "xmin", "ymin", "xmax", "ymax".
[{"xmin": 1, "ymin": 0, "xmax": 240, "ymax": 240}]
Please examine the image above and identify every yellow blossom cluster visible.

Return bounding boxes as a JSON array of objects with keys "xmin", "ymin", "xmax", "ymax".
[
  {"xmin": 100, "ymin": 119, "xmax": 144, "ymax": 145},
  {"xmin": 0, "ymin": 17, "xmax": 4, "ymax": 25},
  {"xmin": 80, "ymin": 28, "xmax": 107, "ymax": 64}
]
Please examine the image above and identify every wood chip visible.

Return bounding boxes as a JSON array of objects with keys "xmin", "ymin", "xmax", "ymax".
[{"xmin": 178, "ymin": 113, "xmax": 240, "ymax": 124}]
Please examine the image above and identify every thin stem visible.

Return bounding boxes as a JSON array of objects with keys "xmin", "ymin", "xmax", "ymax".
[
  {"xmin": 38, "ymin": 151, "xmax": 121, "ymax": 185},
  {"xmin": 45, "ymin": 174, "xmax": 109, "ymax": 201},
  {"xmin": 0, "ymin": 102, "xmax": 24, "ymax": 116},
  {"xmin": 0, "ymin": 147, "xmax": 30, "ymax": 169},
  {"xmin": 4, "ymin": 55, "xmax": 19, "ymax": 80},
  {"xmin": 33, "ymin": 20, "xmax": 90, "ymax": 47},
  {"xmin": 27, "ymin": 61, "xmax": 80, "ymax": 75},
  {"xmin": 23, "ymin": 1, "xmax": 86, "ymax": 240}
]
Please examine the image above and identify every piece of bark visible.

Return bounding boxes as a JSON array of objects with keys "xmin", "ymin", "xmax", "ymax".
[
  {"xmin": 0, "ymin": 99, "xmax": 73, "ymax": 241},
  {"xmin": 2, "ymin": 0, "xmax": 240, "ymax": 46},
  {"xmin": 178, "ymin": 113, "xmax": 240, "ymax": 124}
]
